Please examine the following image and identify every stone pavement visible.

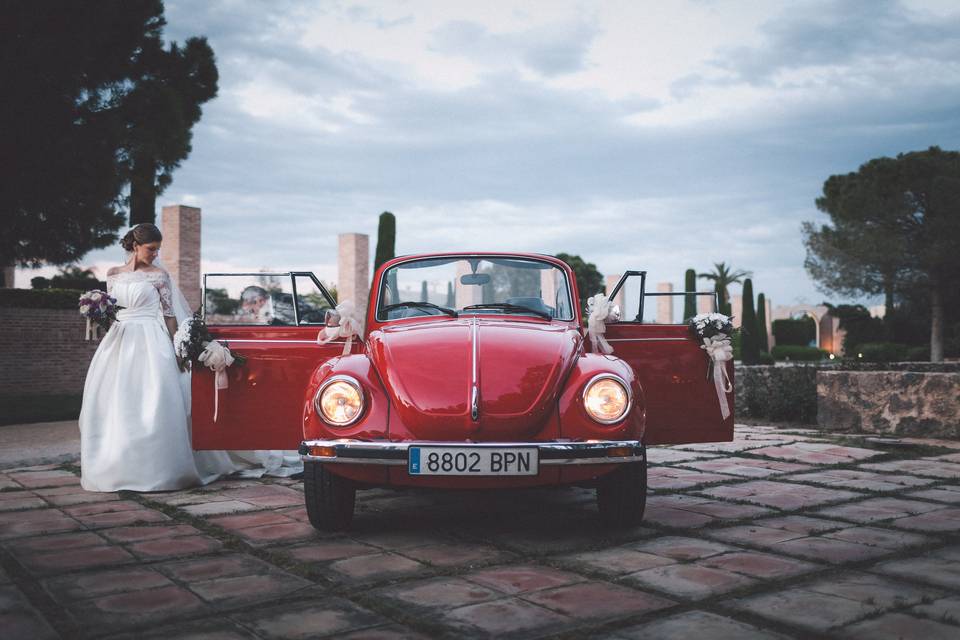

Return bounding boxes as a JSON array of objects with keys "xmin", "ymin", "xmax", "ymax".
[{"xmin": 1, "ymin": 425, "xmax": 959, "ymax": 639}]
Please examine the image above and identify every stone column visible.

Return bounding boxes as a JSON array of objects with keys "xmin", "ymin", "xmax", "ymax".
[
  {"xmin": 697, "ymin": 293, "xmax": 714, "ymax": 315},
  {"xmin": 1, "ymin": 266, "xmax": 15, "ymax": 288},
  {"xmin": 731, "ymin": 295, "xmax": 742, "ymax": 328},
  {"xmin": 655, "ymin": 282, "xmax": 673, "ymax": 324},
  {"xmin": 605, "ymin": 274, "xmax": 625, "ymax": 315},
  {"xmin": 338, "ymin": 233, "xmax": 370, "ymax": 315},
  {"xmin": 160, "ymin": 205, "xmax": 202, "ymax": 312},
  {"xmin": 456, "ymin": 262, "xmax": 483, "ymax": 308}
]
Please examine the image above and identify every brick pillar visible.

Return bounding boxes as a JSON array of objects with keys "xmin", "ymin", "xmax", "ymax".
[
  {"xmin": 338, "ymin": 233, "xmax": 370, "ymax": 316},
  {"xmin": 1, "ymin": 266, "xmax": 15, "ymax": 288},
  {"xmin": 697, "ymin": 293, "xmax": 714, "ymax": 315},
  {"xmin": 605, "ymin": 274, "xmax": 625, "ymax": 316},
  {"xmin": 160, "ymin": 205, "xmax": 202, "ymax": 312},
  {"xmin": 731, "ymin": 294, "xmax": 742, "ymax": 328},
  {"xmin": 656, "ymin": 282, "xmax": 673, "ymax": 324}
]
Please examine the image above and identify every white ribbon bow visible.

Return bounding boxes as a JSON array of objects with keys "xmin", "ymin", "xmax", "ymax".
[
  {"xmin": 701, "ymin": 335, "xmax": 733, "ymax": 419},
  {"xmin": 317, "ymin": 300, "xmax": 364, "ymax": 356},
  {"xmin": 198, "ymin": 340, "xmax": 235, "ymax": 422},
  {"xmin": 586, "ymin": 293, "xmax": 620, "ymax": 355}
]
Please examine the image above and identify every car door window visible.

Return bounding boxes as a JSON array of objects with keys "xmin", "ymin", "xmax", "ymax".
[
  {"xmin": 294, "ymin": 275, "xmax": 335, "ymax": 324},
  {"xmin": 204, "ymin": 274, "xmax": 296, "ymax": 326}
]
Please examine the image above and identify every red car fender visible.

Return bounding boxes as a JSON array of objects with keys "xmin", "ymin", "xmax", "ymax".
[
  {"xmin": 557, "ymin": 354, "xmax": 645, "ymax": 442},
  {"xmin": 302, "ymin": 354, "xmax": 390, "ymax": 442}
]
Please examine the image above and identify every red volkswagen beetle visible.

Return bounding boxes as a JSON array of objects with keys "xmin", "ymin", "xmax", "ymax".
[{"xmin": 192, "ymin": 253, "xmax": 732, "ymax": 530}]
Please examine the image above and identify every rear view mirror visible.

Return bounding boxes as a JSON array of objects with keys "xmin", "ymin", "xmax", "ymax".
[{"xmin": 460, "ymin": 273, "xmax": 491, "ymax": 286}]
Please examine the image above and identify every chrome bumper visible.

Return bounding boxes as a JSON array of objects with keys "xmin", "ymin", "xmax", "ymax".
[{"xmin": 299, "ymin": 439, "xmax": 644, "ymax": 466}]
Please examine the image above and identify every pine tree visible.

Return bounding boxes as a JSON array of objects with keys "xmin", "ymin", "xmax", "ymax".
[
  {"xmin": 374, "ymin": 212, "xmax": 396, "ymax": 271},
  {"xmin": 125, "ymin": 36, "xmax": 219, "ymax": 225},
  {"xmin": 757, "ymin": 292, "xmax": 770, "ymax": 353},
  {"xmin": 683, "ymin": 268, "xmax": 697, "ymax": 320},
  {"xmin": 740, "ymin": 278, "xmax": 760, "ymax": 364}
]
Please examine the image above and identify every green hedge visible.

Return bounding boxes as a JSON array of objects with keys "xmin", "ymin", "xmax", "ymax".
[
  {"xmin": 771, "ymin": 345, "xmax": 828, "ymax": 361},
  {"xmin": 0, "ymin": 394, "xmax": 82, "ymax": 426},
  {"xmin": 772, "ymin": 318, "xmax": 816, "ymax": 346},
  {"xmin": 856, "ymin": 342, "xmax": 910, "ymax": 362},
  {"xmin": 737, "ymin": 365, "xmax": 818, "ymax": 423},
  {"xmin": 0, "ymin": 288, "xmax": 86, "ymax": 310}
]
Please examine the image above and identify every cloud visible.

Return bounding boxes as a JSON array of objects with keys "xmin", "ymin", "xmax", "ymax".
[
  {"xmin": 429, "ymin": 17, "xmax": 600, "ymax": 77},
  {"xmin": 710, "ymin": 0, "xmax": 960, "ymax": 86},
  {"xmin": 29, "ymin": 0, "xmax": 958, "ymax": 311}
]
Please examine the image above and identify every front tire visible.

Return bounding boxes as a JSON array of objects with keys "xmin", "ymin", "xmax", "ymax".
[
  {"xmin": 304, "ymin": 461, "xmax": 356, "ymax": 531},
  {"xmin": 596, "ymin": 447, "xmax": 647, "ymax": 528}
]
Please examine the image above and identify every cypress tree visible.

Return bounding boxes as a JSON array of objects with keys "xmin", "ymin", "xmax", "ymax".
[
  {"xmin": 740, "ymin": 278, "xmax": 760, "ymax": 364},
  {"xmin": 420, "ymin": 280, "xmax": 428, "ymax": 303},
  {"xmin": 374, "ymin": 212, "xmax": 396, "ymax": 270},
  {"xmin": 757, "ymin": 292, "xmax": 769, "ymax": 353},
  {"xmin": 446, "ymin": 282, "xmax": 454, "ymax": 307},
  {"xmin": 683, "ymin": 268, "xmax": 697, "ymax": 320}
]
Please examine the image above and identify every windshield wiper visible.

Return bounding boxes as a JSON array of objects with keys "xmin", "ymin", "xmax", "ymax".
[
  {"xmin": 382, "ymin": 301, "xmax": 458, "ymax": 317},
  {"xmin": 461, "ymin": 303, "xmax": 552, "ymax": 321}
]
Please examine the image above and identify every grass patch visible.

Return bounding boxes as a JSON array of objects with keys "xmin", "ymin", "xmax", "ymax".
[{"xmin": 0, "ymin": 394, "xmax": 82, "ymax": 426}]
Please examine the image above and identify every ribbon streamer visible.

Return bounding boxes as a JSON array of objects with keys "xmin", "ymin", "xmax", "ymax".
[
  {"xmin": 316, "ymin": 300, "xmax": 364, "ymax": 356},
  {"xmin": 586, "ymin": 293, "xmax": 620, "ymax": 355},
  {"xmin": 701, "ymin": 335, "xmax": 733, "ymax": 419},
  {"xmin": 198, "ymin": 340, "xmax": 235, "ymax": 422},
  {"xmin": 85, "ymin": 318, "xmax": 94, "ymax": 341}
]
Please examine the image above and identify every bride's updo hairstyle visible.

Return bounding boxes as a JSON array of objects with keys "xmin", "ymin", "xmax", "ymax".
[{"xmin": 120, "ymin": 223, "xmax": 163, "ymax": 252}]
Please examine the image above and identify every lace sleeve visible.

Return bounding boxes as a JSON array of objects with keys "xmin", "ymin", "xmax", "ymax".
[
  {"xmin": 155, "ymin": 272, "xmax": 175, "ymax": 317},
  {"xmin": 106, "ymin": 274, "xmax": 115, "ymax": 296}
]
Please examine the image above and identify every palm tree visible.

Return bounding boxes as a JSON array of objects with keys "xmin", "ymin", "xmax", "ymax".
[{"xmin": 698, "ymin": 262, "xmax": 752, "ymax": 315}]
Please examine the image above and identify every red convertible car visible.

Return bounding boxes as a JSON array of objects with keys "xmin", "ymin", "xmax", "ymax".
[{"xmin": 192, "ymin": 253, "xmax": 732, "ymax": 530}]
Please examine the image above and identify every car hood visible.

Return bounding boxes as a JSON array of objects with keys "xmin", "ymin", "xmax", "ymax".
[{"xmin": 367, "ymin": 318, "xmax": 581, "ymax": 441}]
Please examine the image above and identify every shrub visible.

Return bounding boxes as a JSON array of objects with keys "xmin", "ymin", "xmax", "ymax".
[
  {"xmin": 757, "ymin": 352, "xmax": 775, "ymax": 365},
  {"xmin": 683, "ymin": 268, "xmax": 696, "ymax": 321},
  {"xmin": 738, "ymin": 365, "xmax": 818, "ymax": 423},
  {"xmin": 771, "ymin": 345, "xmax": 828, "ymax": 361},
  {"xmin": 756, "ymin": 292, "xmax": 769, "ymax": 352},
  {"xmin": 740, "ymin": 279, "xmax": 760, "ymax": 365},
  {"xmin": 905, "ymin": 345, "xmax": 930, "ymax": 361},
  {"xmin": 0, "ymin": 394, "xmax": 82, "ymax": 426},
  {"xmin": 772, "ymin": 317, "xmax": 815, "ymax": 346},
  {"xmin": 0, "ymin": 288, "xmax": 84, "ymax": 309},
  {"xmin": 856, "ymin": 342, "xmax": 909, "ymax": 362}
]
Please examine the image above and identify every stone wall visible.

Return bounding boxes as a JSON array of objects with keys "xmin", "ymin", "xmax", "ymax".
[
  {"xmin": 0, "ymin": 307, "xmax": 98, "ymax": 395},
  {"xmin": 817, "ymin": 370, "xmax": 960, "ymax": 439}
]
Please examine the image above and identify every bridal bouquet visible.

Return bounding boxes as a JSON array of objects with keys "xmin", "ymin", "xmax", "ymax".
[
  {"xmin": 174, "ymin": 311, "xmax": 246, "ymax": 368},
  {"xmin": 689, "ymin": 312, "xmax": 735, "ymax": 419},
  {"xmin": 175, "ymin": 311, "xmax": 245, "ymax": 421},
  {"xmin": 78, "ymin": 290, "xmax": 120, "ymax": 340}
]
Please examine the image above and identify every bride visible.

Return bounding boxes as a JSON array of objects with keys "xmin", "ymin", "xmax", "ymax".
[{"xmin": 79, "ymin": 223, "xmax": 300, "ymax": 492}]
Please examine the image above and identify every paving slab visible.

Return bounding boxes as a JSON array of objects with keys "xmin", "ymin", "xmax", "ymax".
[
  {"xmin": 615, "ymin": 609, "xmax": 790, "ymax": 639},
  {"xmin": 1, "ymin": 424, "xmax": 959, "ymax": 639}
]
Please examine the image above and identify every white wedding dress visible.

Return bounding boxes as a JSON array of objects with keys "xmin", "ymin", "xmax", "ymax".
[{"xmin": 79, "ymin": 269, "xmax": 301, "ymax": 492}]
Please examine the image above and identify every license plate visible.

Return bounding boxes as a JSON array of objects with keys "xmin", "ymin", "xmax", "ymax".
[{"xmin": 408, "ymin": 446, "xmax": 539, "ymax": 476}]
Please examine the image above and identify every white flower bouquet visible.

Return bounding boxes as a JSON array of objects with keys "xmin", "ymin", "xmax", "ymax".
[{"xmin": 689, "ymin": 312, "xmax": 735, "ymax": 419}]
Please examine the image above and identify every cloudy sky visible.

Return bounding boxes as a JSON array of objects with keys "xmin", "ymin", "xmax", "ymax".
[{"xmin": 22, "ymin": 0, "xmax": 960, "ymax": 309}]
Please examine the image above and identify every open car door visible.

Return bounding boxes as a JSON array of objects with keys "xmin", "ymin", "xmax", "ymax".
[
  {"xmin": 192, "ymin": 272, "xmax": 345, "ymax": 450},
  {"xmin": 601, "ymin": 271, "xmax": 733, "ymax": 445}
]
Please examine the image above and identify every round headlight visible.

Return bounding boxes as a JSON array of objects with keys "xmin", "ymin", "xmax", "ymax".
[
  {"xmin": 583, "ymin": 375, "xmax": 629, "ymax": 424},
  {"xmin": 315, "ymin": 376, "xmax": 364, "ymax": 426}
]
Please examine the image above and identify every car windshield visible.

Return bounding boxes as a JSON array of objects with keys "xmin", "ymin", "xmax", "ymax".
[{"xmin": 377, "ymin": 257, "xmax": 574, "ymax": 321}]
